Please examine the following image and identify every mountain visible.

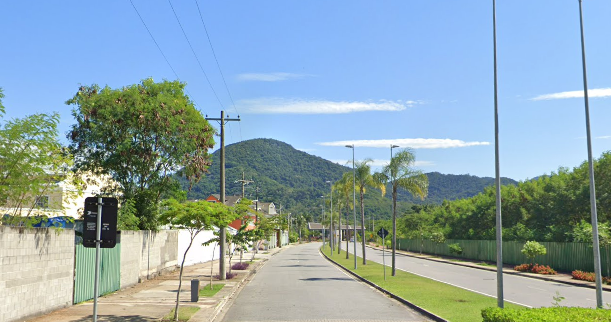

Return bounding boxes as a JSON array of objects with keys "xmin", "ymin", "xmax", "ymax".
[{"xmin": 178, "ymin": 138, "xmax": 517, "ymax": 219}]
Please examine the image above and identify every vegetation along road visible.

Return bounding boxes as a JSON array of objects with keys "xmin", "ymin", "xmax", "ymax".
[
  {"xmin": 341, "ymin": 243, "xmax": 611, "ymax": 308},
  {"xmin": 221, "ymin": 243, "xmax": 428, "ymax": 322}
]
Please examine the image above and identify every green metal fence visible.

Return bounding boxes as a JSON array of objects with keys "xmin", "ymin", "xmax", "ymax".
[
  {"xmin": 397, "ymin": 238, "xmax": 611, "ymax": 274},
  {"xmin": 74, "ymin": 243, "xmax": 121, "ymax": 304}
]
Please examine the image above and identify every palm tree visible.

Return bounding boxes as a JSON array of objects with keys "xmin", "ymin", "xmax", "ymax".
[
  {"xmin": 354, "ymin": 159, "xmax": 385, "ymax": 265},
  {"xmin": 336, "ymin": 172, "xmax": 354, "ymax": 259},
  {"xmin": 383, "ymin": 149, "xmax": 428, "ymax": 276}
]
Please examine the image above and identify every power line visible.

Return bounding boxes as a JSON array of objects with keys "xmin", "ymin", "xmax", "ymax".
[
  {"xmin": 129, "ymin": 0, "xmax": 198, "ymax": 105},
  {"xmin": 194, "ymin": 0, "xmax": 238, "ymax": 115},
  {"xmin": 168, "ymin": 0, "xmax": 225, "ymax": 109},
  {"xmin": 194, "ymin": 0, "xmax": 243, "ymax": 142}
]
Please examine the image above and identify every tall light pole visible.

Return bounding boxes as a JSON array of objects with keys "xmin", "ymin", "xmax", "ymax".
[
  {"xmin": 346, "ymin": 144, "xmax": 357, "ymax": 270},
  {"xmin": 206, "ymin": 111, "xmax": 240, "ymax": 281},
  {"xmin": 326, "ymin": 180, "xmax": 333, "ymax": 255},
  {"xmin": 492, "ymin": 0, "xmax": 504, "ymax": 307},
  {"xmin": 321, "ymin": 195, "xmax": 326, "ymax": 249},
  {"xmin": 578, "ymin": 0, "xmax": 603, "ymax": 308},
  {"xmin": 390, "ymin": 144, "xmax": 399, "ymax": 276}
]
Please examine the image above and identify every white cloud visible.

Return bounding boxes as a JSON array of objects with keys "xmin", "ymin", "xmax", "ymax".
[
  {"xmin": 531, "ymin": 88, "xmax": 611, "ymax": 101},
  {"xmin": 330, "ymin": 159, "xmax": 434, "ymax": 168},
  {"xmin": 597, "ymin": 136, "xmax": 611, "ymax": 139},
  {"xmin": 318, "ymin": 138, "xmax": 490, "ymax": 149},
  {"xmin": 236, "ymin": 72, "xmax": 311, "ymax": 82},
  {"xmin": 238, "ymin": 97, "xmax": 419, "ymax": 114}
]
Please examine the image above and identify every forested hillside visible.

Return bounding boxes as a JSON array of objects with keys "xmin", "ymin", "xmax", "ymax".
[
  {"xmin": 178, "ymin": 138, "xmax": 516, "ymax": 220},
  {"xmin": 407, "ymin": 151, "xmax": 611, "ymax": 242}
]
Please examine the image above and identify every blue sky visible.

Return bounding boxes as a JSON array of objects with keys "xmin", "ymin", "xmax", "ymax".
[{"xmin": 2, "ymin": 1, "xmax": 611, "ymax": 181}]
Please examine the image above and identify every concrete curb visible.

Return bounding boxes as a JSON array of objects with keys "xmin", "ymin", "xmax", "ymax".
[
  {"xmin": 365, "ymin": 245, "xmax": 611, "ymax": 292},
  {"xmin": 320, "ymin": 248, "xmax": 448, "ymax": 322}
]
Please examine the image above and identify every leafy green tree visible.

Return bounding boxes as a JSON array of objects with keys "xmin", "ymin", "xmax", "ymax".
[
  {"xmin": 160, "ymin": 199, "xmax": 229, "ymax": 322},
  {"xmin": 354, "ymin": 159, "xmax": 385, "ymax": 265},
  {"xmin": 521, "ymin": 241, "xmax": 547, "ymax": 265},
  {"xmin": 66, "ymin": 79, "xmax": 215, "ymax": 230},
  {"xmin": 0, "ymin": 89, "xmax": 82, "ymax": 224},
  {"xmin": 382, "ymin": 149, "xmax": 428, "ymax": 275}
]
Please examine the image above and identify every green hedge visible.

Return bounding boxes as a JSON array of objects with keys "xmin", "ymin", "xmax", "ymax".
[{"xmin": 482, "ymin": 307, "xmax": 611, "ymax": 322}]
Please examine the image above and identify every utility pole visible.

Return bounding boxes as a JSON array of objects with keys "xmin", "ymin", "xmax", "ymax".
[
  {"xmin": 206, "ymin": 111, "xmax": 240, "ymax": 281},
  {"xmin": 235, "ymin": 172, "xmax": 253, "ymax": 198}
]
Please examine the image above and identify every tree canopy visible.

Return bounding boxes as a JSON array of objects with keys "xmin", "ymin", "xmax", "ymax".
[
  {"xmin": 0, "ymin": 88, "xmax": 81, "ymax": 222},
  {"xmin": 66, "ymin": 78, "xmax": 215, "ymax": 229}
]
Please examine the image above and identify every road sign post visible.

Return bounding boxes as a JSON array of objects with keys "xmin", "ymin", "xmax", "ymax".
[
  {"xmin": 83, "ymin": 197, "xmax": 118, "ymax": 322},
  {"xmin": 377, "ymin": 228, "xmax": 389, "ymax": 280}
]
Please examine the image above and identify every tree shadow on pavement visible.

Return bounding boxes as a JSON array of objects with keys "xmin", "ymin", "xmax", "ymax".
[
  {"xmin": 74, "ymin": 315, "xmax": 158, "ymax": 322},
  {"xmin": 299, "ymin": 277, "xmax": 353, "ymax": 282},
  {"xmin": 275, "ymin": 265, "xmax": 327, "ymax": 268}
]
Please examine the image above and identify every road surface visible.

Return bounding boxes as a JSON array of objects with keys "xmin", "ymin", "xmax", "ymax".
[
  {"xmin": 341, "ymin": 241, "xmax": 610, "ymax": 308},
  {"xmin": 221, "ymin": 243, "xmax": 428, "ymax": 322}
]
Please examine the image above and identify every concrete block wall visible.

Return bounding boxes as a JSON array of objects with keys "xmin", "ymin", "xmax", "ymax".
[
  {"xmin": 119, "ymin": 230, "xmax": 143, "ymax": 288},
  {"xmin": 178, "ymin": 229, "xmax": 219, "ymax": 267},
  {"xmin": 139, "ymin": 230, "xmax": 179, "ymax": 281},
  {"xmin": 0, "ymin": 226, "xmax": 75, "ymax": 322}
]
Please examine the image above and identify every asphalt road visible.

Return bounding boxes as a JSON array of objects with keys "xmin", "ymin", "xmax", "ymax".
[
  {"xmin": 341, "ymin": 241, "xmax": 611, "ymax": 308},
  {"xmin": 221, "ymin": 243, "xmax": 429, "ymax": 322}
]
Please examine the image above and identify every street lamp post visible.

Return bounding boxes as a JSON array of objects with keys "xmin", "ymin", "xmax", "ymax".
[
  {"xmin": 321, "ymin": 195, "xmax": 326, "ymax": 249},
  {"xmin": 345, "ymin": 144, "xmax": 357, "ymax": 270},
  {"xmin": 390, "ymin": 144, "xmax": 399, "ymax": 276},
  {"xmin": 326, "ymin": 180, "xmax": 333, "ymax": 255},
  {"xmin": 577, "ymin": 0, "xmax": 603, "ymax": 308}
]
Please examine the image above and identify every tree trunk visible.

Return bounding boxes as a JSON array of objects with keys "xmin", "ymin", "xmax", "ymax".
[
  {"xmin": 345, "ymin": 206, "xmax": 350, "ymax": 259},
  {"xmin": 175, "ymin": 237, "xmax": 194, "ymax": 321},
  {"xmin": 338, "ymin": 204, "xmax": 342, "ymax": 255},
  {"xmin": 210, "ymin": 243, "xmax": 216, "ymax": 290},
  {"xmin": 360, "ymin": 187, "xmax": 366, "ymax": 265}
]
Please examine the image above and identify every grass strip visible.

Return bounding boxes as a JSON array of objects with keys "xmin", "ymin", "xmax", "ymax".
[
  {"xmin": 199, "ymin": 283, "xmax": 225, "ymax": 297},
  {"xmin": 161, "ymin": 306, "xmax": 200, "ymax": 321},
  {"xmin": 322, "ymin": 245, "xmax": 524, "ymax": 322}
]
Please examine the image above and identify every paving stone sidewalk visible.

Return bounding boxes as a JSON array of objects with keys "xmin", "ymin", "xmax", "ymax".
[{"xmin": 26, "ymin": 246, "xmax": 288, "ymax": 322}]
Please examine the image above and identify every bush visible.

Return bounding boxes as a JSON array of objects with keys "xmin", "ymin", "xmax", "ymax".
[
  {"xmin": 448, "ymin": 243, "xmax": 463, "ymax": 256},
  {"xmin": 214, "ymin": 272, "xmax": 237, "ymax": 280},
  {"xmin": 514, "ymin": 263, "xmax": 557, "ymax": 275},
  {"xmin": 482, "ymin": 306, "xmax": 611, "ymax": 322},
  {"xmin": 231, "ymin": 262, "xmax": 249, "ymax": 270},
  {"xmin": 521, "ymin": 241, "xmax": 546, "ymax": 263},
  {"xmin": 572, "ymin": 270, "xmax": 611, "ymax": 284}
]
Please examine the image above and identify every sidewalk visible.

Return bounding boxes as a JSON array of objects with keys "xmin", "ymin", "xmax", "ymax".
[
  {"xmin": 26, "ymin": 245, "xmax": 288, "ymax": 322},
  {"xmin": 366, "ymin": 244, "xmax": 611, "ymax": 292}
]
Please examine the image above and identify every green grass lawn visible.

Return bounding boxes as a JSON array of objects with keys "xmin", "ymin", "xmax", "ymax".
[
  {"xmin": 199, "ymin": 283, "xmax": 224, "ymax": 297},
  {"xmin": 321, "ymin": 245, "xmax": 524, "ymax": 322},
  {"xmin": 161, "ymin": 306, "xmax": 200, "ymax": 321}
]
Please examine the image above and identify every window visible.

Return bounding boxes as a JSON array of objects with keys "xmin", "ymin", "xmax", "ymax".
[{"xmin": 35, "ymin": 196, "xmax": 49, "ymax": 208}]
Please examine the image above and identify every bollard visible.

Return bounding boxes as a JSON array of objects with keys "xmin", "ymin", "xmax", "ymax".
[{"xmin": 191, "ymin": 279, "xmax": 200, "ymax": 302}]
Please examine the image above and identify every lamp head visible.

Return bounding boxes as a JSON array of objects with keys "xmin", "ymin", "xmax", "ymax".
[
  {"xmin": 392, "ymin": 145, "xmax": 400, "ymax": 148},
  {"xmin": 345, "ymin": 144, "xmax": 354, "ymax": 148}
]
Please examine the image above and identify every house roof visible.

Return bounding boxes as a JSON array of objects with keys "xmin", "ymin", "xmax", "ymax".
[{"xmin": 208, "ymin": 194, "xmax": 242, "ymax": 207}]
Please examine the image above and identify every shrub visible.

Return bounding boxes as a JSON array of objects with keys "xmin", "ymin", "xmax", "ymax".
[
  {"xmin": 231, "ymin": 262, "xmax": 249, "ymax": 270},
  {"xmin": 514, "ymin": 263, "xmax": 557, "ymax": 275},
  {"xmin": 448, "ymin": 243, "xmax": 463, "ymax": 256},
  {"xmin": 521, "ymin": 241, "xmax": 546, "ymax": 264},
  {"xmin": 572, "ymin": 270, "xmax": 611, "ymax": 284},
  {"xmin": 482, "ymin": 306, "xmax": 611, "ymax": 322},
  {"xmin": 214, "ymin": 272, "xmax": 237, "ymax": 280}
]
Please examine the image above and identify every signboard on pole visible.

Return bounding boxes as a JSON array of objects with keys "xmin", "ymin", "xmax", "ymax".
[
  {"xmin": 83, "ymin": 197, "xmax": 118, "ymax": 248},
  {"xmin": 377, "ymin": 227, "xmax": 389, "ymax": 239}
]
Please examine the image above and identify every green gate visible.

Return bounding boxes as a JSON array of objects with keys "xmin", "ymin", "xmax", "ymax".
[{"xmin": 74, "ymin": 243, "xmax": 121, "ymax": 303}]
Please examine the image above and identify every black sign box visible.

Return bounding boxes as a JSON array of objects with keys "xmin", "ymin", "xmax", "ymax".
[{"xmin": 83, "ymin": 197, "xmax": 118, "ymax": 248}]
